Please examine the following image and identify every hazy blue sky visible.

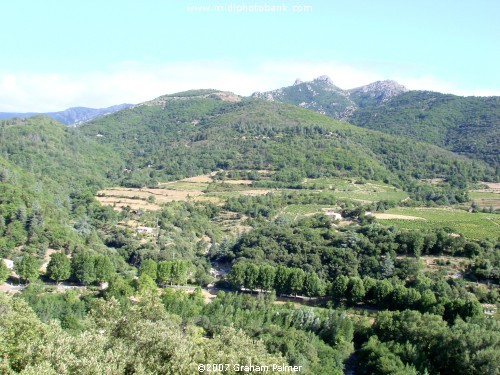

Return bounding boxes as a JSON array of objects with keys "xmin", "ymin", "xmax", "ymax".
[{"xmin": 0, "ymin": 0, "xmax": 498, "ymax": 111}]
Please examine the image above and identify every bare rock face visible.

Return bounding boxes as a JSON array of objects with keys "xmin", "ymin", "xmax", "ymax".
[
  {"xmin": 250, "ymin": 76, "xmax": 409, "ymax": 120},
  {"xmin": 349, "ymin": 80, "xmax": 408, "ymax": 102},
  {"xmin": 313, "ymin": 75, "xmax": 336, "ymax": 86}
]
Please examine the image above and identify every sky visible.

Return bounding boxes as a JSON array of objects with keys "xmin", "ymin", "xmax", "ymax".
[{"xmin": 0, "ymin": 0, "xmax": 499, "ymax": 111}]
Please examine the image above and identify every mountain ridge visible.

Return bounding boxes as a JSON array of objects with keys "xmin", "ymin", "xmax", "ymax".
[
  {"xmin": 250, "ymin": 76, "xmax": 498, "ymax": 167},
  {"xmin": 76, "ymin": 91, "xmax": 495, "ymax": 193},
  {"xmin": 251, "ymin": 76, "xmax": 408, "ymax": 120},
  {"xmin": 0, "ymin": 103, "xmax": 133, "ymax": 126}
]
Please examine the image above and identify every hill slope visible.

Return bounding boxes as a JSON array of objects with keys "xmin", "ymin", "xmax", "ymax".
[
  {"xmin": 77, "ymin": 90, "xmax": 495, "ymax": 190},
  {"xmin": 251, "ymin": 77, "xmax": 499, "ymax": 167},
  {"xmin": 0, "ymin": 116, "xmax": 124, "ymax": 257},
  {"xmin": 349, "ymin": 91, "xmax": 500, "ymax": 167}
]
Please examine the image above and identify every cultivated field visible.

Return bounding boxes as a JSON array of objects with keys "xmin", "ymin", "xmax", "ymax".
[
  {"xmin": 376, "ymin": 207, "xmax": 500, "ymax": 240},
  {"xmin": 95, "ymin": 173, "xmax": 499, "ymax": 241}
]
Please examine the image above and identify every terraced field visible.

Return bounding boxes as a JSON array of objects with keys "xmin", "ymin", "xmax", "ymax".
[{"xmin": 95, "ymin": 173, "xmax": 499, "ymax": 241}]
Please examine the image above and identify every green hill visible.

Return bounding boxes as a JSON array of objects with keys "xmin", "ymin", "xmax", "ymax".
[
  {"xmin": 349, "ymin": 91, "xmax": 500, "ymax": 167},
  {"xmin": 77, "ymin": 91, "xmax": 495, "ymax": 189},
  {"xmin": 0, "ymin": 116, "xmax": 122, "ymax": 257},
  {"xmin": 252, "ymin": 78, "xmax": 499, "ymax": 168},
  {"xmin": 0, "ymin": 116, "xmax": 122, "ymax": 190}
]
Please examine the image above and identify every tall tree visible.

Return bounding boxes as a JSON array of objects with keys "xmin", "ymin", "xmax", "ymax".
[
  {"xmin": 94, "ymin": 255, "xmax": 114, "ymax": 283},
  {"xmin": 274, "ymin": 266, "xmax": 291, "ymax": 296},
  {"xmin": 71, "ymin": 252, "xmax": 96, "ymax": 285},
  {"xmin": 171, "ymin": 260, "xmax": 189, "ymax": 285},
  {"xmin": 46, "ymin": 253, "xmax": 71, "ymax": 283},
  {"xmin": 157, "ymin": 261, "xmax": 173, "ymax": 286},
  {"xmin": 347, "ymin": 276, "xmax": 366, "ymax": 305},
  {"xmin": 138, "ymin": 259, "xmax": 158, "ymax": 280},
  {"xmin": 303, "ymin": 272, "xmax": 322, "ymax": 298},
  {"xmin": 0, "ymin": 260, "xmax": 10, "ymax": 283},
  {"xmin": 244, "ymin": 263, "xmax": 260, "ymax": 291},
  {"xmin": 257, "ymin": 264, "xmax": 276, "ymax": 292},
  {"xmin": 14, "ymin": 254, "xmax": 39, "ymax": 284},
  {"xmin": 380, "ymin": 255, "xmax": 395, "ymax": 279},
  {"xmin": 229, "ymin": 263, "xmax": 246, "ymax": 290},
  {"xmin": 288, "ymin": 268, "xmax": 305, "ymax": 297},
  {"xmin": 332, "ymin": 275, "xmax": 349, "ymax": 301}
]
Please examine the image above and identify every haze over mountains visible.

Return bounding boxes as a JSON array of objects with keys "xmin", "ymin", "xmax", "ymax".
[{"xmin": 0, "ymin": 103, "xmax": 132, "ymax": 126}]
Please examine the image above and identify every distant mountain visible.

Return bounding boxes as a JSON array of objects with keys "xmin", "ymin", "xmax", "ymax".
[
  {"xmin": 0, "ymin": 103, "xmax": 133, "ymax": 126},
  {"xmin": 252, "ymin": 75, "xmax": 356, "ymax": 119},
  {"xmin": 251, "ymin": 76, "xmax": 407, "ymax": 120},
  {"xmin": 348, "ymin": 80, "xmax": 409, "ymax": 108},
  {"xmin": 251, "ymin": 77, "xmax": 499, "ymax": 167}
]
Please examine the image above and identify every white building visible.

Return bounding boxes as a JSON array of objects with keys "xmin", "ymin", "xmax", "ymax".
[{"xmin": 2, "ymin": 259, "xmax": 13, "ymax": 269}]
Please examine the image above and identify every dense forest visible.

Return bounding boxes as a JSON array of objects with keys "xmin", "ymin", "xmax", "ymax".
[
  {"xmin": 0, "ymin": 91, "xmax": 498, "ymax": 374},
  {"xmin": 252, "ymin": 77, "xmax": 500, "ymax": 168},
  {"xmin": 349, "ymin": 91, "xmax": 500, "ymax": 167},
  {"xmin": 78, "ymin": 93, "xmax": 495, "ymax": 189}
]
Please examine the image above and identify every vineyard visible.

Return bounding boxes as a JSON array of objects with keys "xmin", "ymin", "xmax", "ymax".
[{"xmin": 376, "ymin": 207, "xmax": 500, "ymax": 240}]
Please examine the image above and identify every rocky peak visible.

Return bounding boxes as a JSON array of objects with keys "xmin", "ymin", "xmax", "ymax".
[
  {"xmin": 313, "ymin": 75, "xmax": 336, "ymax": 86},
  {"xmin": 293, "ymin": 78, "xmax": 303, "ymax": 85},
  {"xmin": 349, "ymin": 80, "xmax": 408, "ymax": 100}
]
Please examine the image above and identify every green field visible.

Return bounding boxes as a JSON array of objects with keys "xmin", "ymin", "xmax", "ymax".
[
  {"xmin": 468, "ymin": 191, "xmax": 500, "ymax": 209},
  {"xmin": 283, "ymin": 204, "xmax": 337, "ymax": 217},
  {"xmin": 378, "ymin": 207, "xmax": 500, "ymax": 240},
  {"xmin": 303, "ymin": 178, "xmax": 409, "ymax": 202}
]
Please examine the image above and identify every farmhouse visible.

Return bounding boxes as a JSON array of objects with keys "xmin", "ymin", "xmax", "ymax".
[
  {"xmin": 135, "ymin": 226, "xmax": 155, "ymax": 235},
  {"xmin": 322, "ymin": 208, "xmax": 342, "ymax": 221}
]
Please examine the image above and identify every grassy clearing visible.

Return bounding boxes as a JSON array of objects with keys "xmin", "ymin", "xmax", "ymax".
[
  {"xmin": 302, "ymin": 178, "xmax": 408, "ymax": 202},
  {"xmin": 283, "ymin": 204, "xmax": 338, "ymax": 216},
  {"xmin": 159, "ymin": 181, "xmax": 210, "ymax": 191},
  {"xmin": 377, "ymin": 207, "xmax": 500, "ymax": 240}
]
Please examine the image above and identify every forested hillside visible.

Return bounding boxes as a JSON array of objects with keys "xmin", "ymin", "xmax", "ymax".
[
  {"xmin": 349, "ymin": 91, "xmax": 500, "ymax": 167},
  {"xmin": 252, "ymin": 78, "xmax": 499, "ymax": 168},
  {"xmin": 78, "ymin": 91, "xmax": 496, "ymax": 191},
  {"xmin": 0, "ymin": 89, "xmax": 498, "ymax": 374},
  {"xmin": 0, "ymin": 116, "xmax": 123, "ymax": 259}
]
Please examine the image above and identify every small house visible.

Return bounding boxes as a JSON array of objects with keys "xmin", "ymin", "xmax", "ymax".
[{"xmin": 136, "ymin": 226, "xmax": 155, "ymax": 235}]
